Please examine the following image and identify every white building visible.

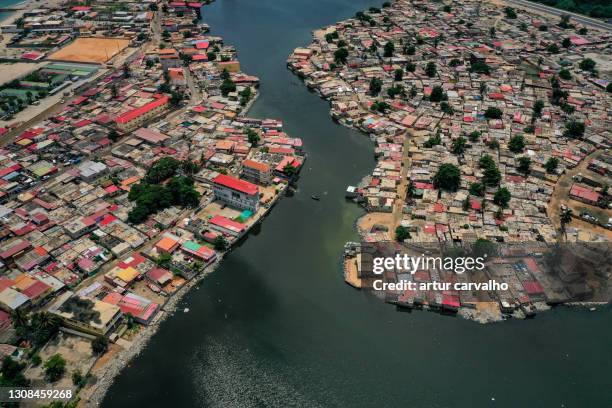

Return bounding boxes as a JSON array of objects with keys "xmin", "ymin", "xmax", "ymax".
[{"xmin": 212, "ymin": 174, "xmax": 259, "ymax": 212}]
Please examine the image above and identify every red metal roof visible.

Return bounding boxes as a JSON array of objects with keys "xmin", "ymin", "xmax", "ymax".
[
  {"xmin": 212, "ymin": 174, "xmax": 258, "ymax": 195},
  {"xmin": 210, "ymin": 215, "xmax": 246, "ymax": 233},
  {"xmin": 116, "ymin": 96, "xmax": 169, "ymax": 124},
  {"xmin": 569, "ymin": 184, "xmax": 600, "ymax": 203}
]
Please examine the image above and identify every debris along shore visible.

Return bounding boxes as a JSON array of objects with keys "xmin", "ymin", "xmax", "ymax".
[
  {"xmin": 290, "ymin": 0, "xmax": 611, "ymax": 322},
  {"xmin": 0, "ymin": 0, "xmax": 304, "ymax": 405}
]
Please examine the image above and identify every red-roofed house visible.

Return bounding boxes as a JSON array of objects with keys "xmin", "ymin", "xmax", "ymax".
[
  {"xmin": 209, "ymin": 215, "xmax": 246, "ymax": 237},
  {"xmin": 569, "ymin": 184, "xmax": 600, "ymax": 205}
]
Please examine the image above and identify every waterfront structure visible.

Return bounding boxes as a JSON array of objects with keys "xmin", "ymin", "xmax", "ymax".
[
  {"xmin": 212, "ymin": 174, "xmax": 260, "ymax": 212},
  {"xmin": 48, "ymin": 291, "xmax": 123, "ymax": 337},
  {"xmin": 241, "ymin": 159, "xmax": 272, "ymax": 185}
]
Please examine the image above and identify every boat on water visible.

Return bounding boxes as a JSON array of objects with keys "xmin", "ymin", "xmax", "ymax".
[{"xmin": 311, "ymin": 195, "xmax": 320, "ymax": 201}]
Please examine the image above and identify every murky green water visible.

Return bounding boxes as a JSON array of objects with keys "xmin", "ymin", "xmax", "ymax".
[{"xmin": 103, "ymin": 1, "xmax": 612, "ymax": 407}]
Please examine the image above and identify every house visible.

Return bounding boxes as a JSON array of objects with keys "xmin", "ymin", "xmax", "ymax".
[
  {"xmin": 101, "ymin": 292, "xmax": 158, "ymax": 325},
  {"xmin": 569, "ymin": 184, "xmax": 600, "ymax": 206},
  {"xmin": 146, "ymin": 267, "xmax": 173, "ymax": 290},
  {"xmin": 115, "ymin": 95, "xmax": 170, "ymax": 132},
  {"xmin": 0, "ymin": 288, "xmax": 29, "ymax": 311},
  {"xmin": 241, "ymin": 159, "xmax": 272, "ymax": 185},
  {"xmin": 77, "ymin": 160, "xmax": 108, "ymax": 181},
  {"xmin": 212, "ymin": 174, "xmax": 259, "ymax": 212},
  {"xmin": 104, "ymin": 265, "xmax": 140, "ymax": 288},
  {"xmin": 48, "ymin": 291, "xmax": 122, "ymax": 337},
  {"xmin": 155, "ymin": 234, "xmax": 180, "ymax": 254},
  {"xmin": 180, "ymin": 240, "xmax": 217, "ymax": 263},
  {"xmin": 209, "ymin": 215, "xmax": 246, "ymax": 237}
]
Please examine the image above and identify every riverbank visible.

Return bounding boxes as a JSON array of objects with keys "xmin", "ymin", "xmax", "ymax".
[
  {"xmin": 80, "ymin": 256, "xmax": 223, "ymax": 406},
  {"xmin": 288, "ymin": 0, "xmax": 612, "ymax": 323},
  {"xmin": 0, "ymin": 0, "xmax": 307, "ymax": 405}
]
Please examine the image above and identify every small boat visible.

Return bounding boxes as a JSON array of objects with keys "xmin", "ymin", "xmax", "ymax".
[{"xmin": 311, "ymin": 195, "xmax": 320, "ymax": 201}]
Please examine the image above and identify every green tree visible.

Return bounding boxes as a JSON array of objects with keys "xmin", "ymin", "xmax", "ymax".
[
  {"xmin": 220, "ymin": 78, "xmax": 236, "ymax": 96},
  {"xmin": 246, "ymin": 128, "xmax": 260, "ymax": 145},
  {"xmin": 579, "ymin": 58, "xmax": 596, "ymax": 72},
  {"xmin": 484, "ymin": 107, "xmax": 503, "ymax": 119},
  {"xmin": 170, "ymin": 91, "xmax": 183, "ymax": 106},
  {"xmin": 91, "ymin": 336, "xmax": 108, "ymax": 355},
  {"xmin": 469, "ymin": 61, "xmax": 491, "ymax": 75},
  {"xmin": 451, "ymin": 137, "xmax": 467, "ymax": 155},
  {"xmin": 214, "ymin": 235, "xmax": 228, "ymax": 251},
  {"xmin": 508, "ymin": 134, "xmax": 525, "ymax": 153},
  {"xmin": 469, "ymin": 182, "xmax": 485, "ymax": 197},
  {"xmin": 108, "ymin": 129, "xmax": 120, "ymax": 143},
  {"xmin": 72, "ymin": 370, "xmax": 85, "ymax": 387},
  {"xmin": 559, "ymin": 69, "xmax": 572, "ymax": 80},
  {"xmin": 1, "ymin": 356, "xmax": 29, "ymax": 387},
  {"xmin": 544, "ymin": 157, "xmax": 559, "ymax": 173},
  {"xmin": 395, "ymin": 226, "xmax": 411, "ymax": 242},
  {"xmin": 479, "ymin": 154, "xmax": 496, "ymax": 169},
  {"xmin": 44, "ymin": 354, "xmax": 66, "ymax": 382},
  {"xmin": 394, "ymin": 69, "xmax": 403, "ymax": 81},
  {"xmin": 433, "ymin": 163, "xmax": 461, "ymax": 191},
  {"xmin": 423, "ymin": 131, "xmax": 441, "ymax": 148},
  {"xmin": 563, "ymin": 119, "xmax": 585, "ymax": 138},
  {"xmin": 383, "ymin": 41, "xmax": 395, "ymax": 57},
  {"xmin": 562, "ymin": 37, "xmax": 571, "ymax": 48},
  {"xmin": 468, "ymin": 131, "xmax": 480, "ymax": 142},
  {"xmin": 533, "ymin": 100, "xmax": 544, "ymax": 118},
  {"xmin": 517, "ymin": 156, "xmax": 531, "ymax": 175},
  {"xmin": 482, "ymin": 165, "xmax": 501, "ymax": 187},
  {"xmin": 547, "ymin": 43, "xmax": 559, "ymax": 54},
  {"xmin": 440, "ymin": 101, "xmax": 454, "ymax": 115},
  {"xmin": 425, "ymin": 61, "xmax": 437, "ymax": 78},
  {"xmin": 334, "ymin": 47, "xmax": 349, "ymax": 64},
  {"xmin": 505, "ymin": 7, "xmax": 517, "ymax": 18},
  {"xmin": 493, "ymin": 187, "xmax": 511, "ymax": 208},
  {"xmin": 449, "ymin": 58, "xmax": 461, "ymax": 67},
  {"xmin": 156, "ymin": 252, "xmax": 172, "ymax": 268},
  {"xmin": 369, "ymin": 77, "xmax": 383, "ymax": 96},
  {"xmin": 560, "ymin": 207, "xmax": 573, "ymax": 239},
  {"xmin": 429, "ymin": 85, "xmax": 447, "ymax": 102}
]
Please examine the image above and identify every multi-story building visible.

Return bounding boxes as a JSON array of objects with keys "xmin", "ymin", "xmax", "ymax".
[
  {"xmin": 212, "ymin": 174, "xmax": 259, "ymax": 212},
  {"xmin": 241, "ymin": 159, "xmax": 272, "ymax": 186},
  {"xmin": 115, "ymin": 95, "xmax": 169, "ymax": 132}
]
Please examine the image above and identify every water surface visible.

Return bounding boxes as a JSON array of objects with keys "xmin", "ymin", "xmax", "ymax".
[{"xmin": 103, "ymin": 1, "xmax": 612, "ymax": 407}]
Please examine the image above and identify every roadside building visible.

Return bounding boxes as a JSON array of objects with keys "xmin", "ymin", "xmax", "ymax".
[{"xmin": 115, "ymin": 95, "xmax": 170, "ymax": 132}]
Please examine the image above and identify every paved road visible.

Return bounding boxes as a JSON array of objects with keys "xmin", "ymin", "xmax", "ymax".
[{"xmin": 504, "ymin": 0, "xmax": 612, "ymax": 32}]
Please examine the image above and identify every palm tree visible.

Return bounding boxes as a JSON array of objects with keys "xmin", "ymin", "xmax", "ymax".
[
  {"xmin": 560, "ymin": 207, "xmax": 572, "ymax": 241},
  {"xmin": 10, "ymin": 309, "xmax": 29, "ymax": 328}
]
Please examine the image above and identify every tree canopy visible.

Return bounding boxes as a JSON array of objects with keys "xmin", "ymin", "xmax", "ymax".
[{"xmin": 433, "ymin": 163, "xmax": 461, "ymax": 191}]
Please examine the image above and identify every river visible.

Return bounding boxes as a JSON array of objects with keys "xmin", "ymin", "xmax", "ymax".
[{"xmin": 103, "ymin": 1, "xmax": 612, "ymax": 407}]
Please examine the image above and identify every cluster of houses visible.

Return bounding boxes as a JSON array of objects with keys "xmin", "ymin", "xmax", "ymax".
[
  {"xmin": 1, "ymin": 1, "xmax": 163, "ymax": 51},
  {"xmin": 0, "ymin": 0, "xmax": 303, "ymax": 367},
  {"xmin": 289, "ymin": 0, "xmax": 611, "ymax": 244}
]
